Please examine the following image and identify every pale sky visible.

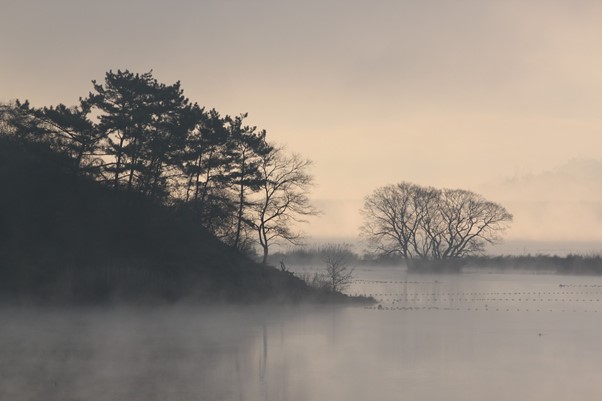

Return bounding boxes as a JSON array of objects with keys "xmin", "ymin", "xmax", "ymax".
[{"xmin": 3, "ymin": 0, "xmax": 602, "ymax": 247}]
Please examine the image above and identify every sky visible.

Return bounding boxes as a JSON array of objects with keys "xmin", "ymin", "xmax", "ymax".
[{"xmin": 3, "ymin": 0, "xmax": 602, "ymax": 250}]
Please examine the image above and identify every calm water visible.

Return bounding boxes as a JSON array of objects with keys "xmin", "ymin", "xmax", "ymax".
[{"xmin": 2, "ymin": 268, "xmax": 602, "ymax": 401}]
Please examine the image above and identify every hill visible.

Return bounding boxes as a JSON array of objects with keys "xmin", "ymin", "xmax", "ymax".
[{"xmin": 0, "ymin": 137, "xmax": 361, "ymax": 304}]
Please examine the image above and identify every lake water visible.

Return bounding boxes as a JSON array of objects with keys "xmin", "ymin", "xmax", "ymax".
[{"xmin": 2, "ymin": 267, "xmax": 602, "ymax": 401}]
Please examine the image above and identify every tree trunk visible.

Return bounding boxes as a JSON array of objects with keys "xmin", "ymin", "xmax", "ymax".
[
  {"xmin": 261, "ymin": 244, "xmax": 269, "ymax": 265},
  {"xmin": 234, "ymin": 162, "xmax": 246, "ymax": 249},
  {"xmin": 234, "ymin": 186, "xmax": 244, "ymax": 249}
]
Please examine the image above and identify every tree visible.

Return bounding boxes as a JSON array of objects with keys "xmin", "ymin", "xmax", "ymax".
[
  {"xmin": 87, "ymin": 69, "xmax": 198, "ymax": 198},
  {"xmin": 0, "ymin": 101, "xmax": 38, "ymax": 139},
  {"xmin": 176, "ymin": 111, "xmax": 273, "ymax": 251},
  {"xmin": 322, "ymin": 244, "xmax": 355, "ymax": 292},
  {"xmin": 360, "ymin": 183, "xmax": 417, "ymax": 258},
  {"xmin": 0, "ymin": 101, "xmax": 104, "ymax": 174},
  {"xmin": 252, "ymin": 147, "xmax": 318, "ymax": 264},
  {"xmin": 360, "ymin": 182, "xmax": 512, "ymax": 261},
  {"xmin": 435, "ymin": 189, "xmax": 513, "ymax": 258},
  {"xmin": 180, "ymin": 109, "xmax": 228, "ymax": 204},
  {"xmin": 2, "ymin": 70, "xmax": 325, "ymax": 260},
  {"xmin": 223, "ymin": 114, "xmax": 272, "ymax": 250}
]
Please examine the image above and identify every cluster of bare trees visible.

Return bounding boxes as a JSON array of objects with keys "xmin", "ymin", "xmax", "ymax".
[
  {"xmin": 360, "ymin": 182, "xmax": 512, "ymax": 260},
  {"xmin": 0, "ymin": 70, "xmax": 317, "ymax": 262}
]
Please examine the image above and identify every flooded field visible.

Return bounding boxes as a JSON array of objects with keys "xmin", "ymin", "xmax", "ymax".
[{"xmin": 2, "ymin": 268, "xmax": 602, "ymax": 401}]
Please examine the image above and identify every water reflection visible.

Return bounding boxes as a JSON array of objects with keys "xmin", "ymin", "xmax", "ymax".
[{"xmin": 2, "ymin": 272, "xmax": 602, "ymax": 400}]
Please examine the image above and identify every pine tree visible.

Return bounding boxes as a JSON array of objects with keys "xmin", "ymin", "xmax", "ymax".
[{"xmin": 88, "ymin": 70, "xmax": 197, "ymax": 198}]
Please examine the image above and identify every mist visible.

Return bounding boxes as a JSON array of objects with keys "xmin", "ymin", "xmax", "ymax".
[
  {"xmin": 4, "ymin": 269, "xmax": 602, "ymax": 401},
  {"xmin": 4, "ymin": 0, "xmax": 602, "ymax": 399},
  {"xmin": 305, "ymin": 158, "xmax": 602, "ymax": 253}
]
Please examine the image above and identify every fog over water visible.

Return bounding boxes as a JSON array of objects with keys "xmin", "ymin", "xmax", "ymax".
[
  {"xmin": 3, "ymin": 268, "xmax": 602, "ymax": 401},
  {"xmin": 4, "ymin": 1, "xmax": 602, "ymax": 399}
]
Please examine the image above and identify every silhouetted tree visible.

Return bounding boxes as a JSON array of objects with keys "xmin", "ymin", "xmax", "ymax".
[
  {"xmin": 1, "ymin": 101, "xmax": 104, "ymax": 174},
  {"xmin": 223, "ymin": 114, "xmax": 272, "ymax": 250},
  {"xmin": 322, "ymin": 244, "xmax": 355, "ymax": 292},
  {"xmin": 252, "ymin": 147, "xmax": 318, "ymax": 264},
  {"xmin": 87, "ymin": 70, "xmax": 198, "ymax": 198},
  {"xmin": 2, "ymin": 70, "xmax": 322, "ymax": 262},
  {"xmin": 436, "ymin": 189, "xmax": 513, "ymax": 258},
  {"xmin": 180, "ymin": 109, "xmax": 228, "ymax": 204},
  {"xmin": 0, "ymin": 101, "xmax": 38, "ymax": 139},
  {"xmin": 361, "ymin": 182, "xmax": 512, "ymax": 260},
  {"xmin": 175, "ymin": 109, "xmax": 235, "ymax": 239}
]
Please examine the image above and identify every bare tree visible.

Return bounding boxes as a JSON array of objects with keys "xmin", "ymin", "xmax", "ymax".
[
  {"xmin": 360, "ymin": 182, "xmax": 512, "ymax": 260},
  {"xmin": 436, "ymin": 189, "xmax": 513, "ymax": 258},
  {"xmin": 252, "ymin": 147, "xmax": 318, "ymax": 264},
  {"xmin": 322, "ymin": 244, "xmax": 355, "ymax": 293},
  {"xmin": 360, "ymin": 183, "xmax": 427, "ymax": 258}
]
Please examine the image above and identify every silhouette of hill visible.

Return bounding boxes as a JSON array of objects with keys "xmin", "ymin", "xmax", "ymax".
[{"xmin": 0, "ymin": 137, "xmax": 362, "ymax": 304}]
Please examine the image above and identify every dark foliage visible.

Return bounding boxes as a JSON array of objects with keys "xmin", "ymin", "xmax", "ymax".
[
  {"xmin": 0, "ymin": 137, "xmax": 353, "ymax": 304},
  {"xmin": 1, "ymin": 69, "xmax": 317, "ymax": 260}
]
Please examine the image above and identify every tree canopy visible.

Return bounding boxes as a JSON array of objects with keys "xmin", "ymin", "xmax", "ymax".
[
  {"xmin": 0, "ymin": 69, "xmax": 317, "ymax": 261},
  {"xmin": 360, "ymin": 182, "xmax": 512, "ymax": 260}
]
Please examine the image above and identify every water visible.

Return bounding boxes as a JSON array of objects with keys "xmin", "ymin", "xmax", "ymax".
[{"xmin": 2, "ymin": 268, "xmax": 602, "ymax": 401}]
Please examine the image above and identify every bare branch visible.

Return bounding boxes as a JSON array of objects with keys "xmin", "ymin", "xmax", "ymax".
[
  {"xmin": 360, "ymin": 182, "xmax": 513, "ymax": 262},
  {"xmin": 252, "ymin": 146, "xmax": 319, "ymax": 264}
]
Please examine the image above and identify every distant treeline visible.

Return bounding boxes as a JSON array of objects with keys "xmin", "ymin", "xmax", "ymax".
[
  {"xmin": 461, "ymin": 254, "xmax": 602, "ymax": 275},
  {"xmin": 269, "ymin": 245, "xmax": 403, "ymax": 268},
  {"xmin": 271, "ymin": 246, "xmax": 602, "ymax": 275},
  {"xmin": 0, "ymin": 70, "xmax": 315, "ymax": 263}
]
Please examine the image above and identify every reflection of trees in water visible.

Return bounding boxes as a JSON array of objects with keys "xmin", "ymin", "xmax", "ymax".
[
  {"xmin": 2, "ymin": 307, "xmax": 367, "ymax": 401},
  {"xmin": 0, "ymin": 308, "xmax": 309, "ymax": 401},
  {"xmin": 259, "ymin": 323, "xmax": 268, "ymax": 400},
  {"xmin": 235, "ymin": 350, "xmax": 244, "ymax": 401}
]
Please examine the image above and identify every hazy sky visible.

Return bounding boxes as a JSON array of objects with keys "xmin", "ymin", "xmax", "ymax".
[{"xmin": 3, "ymin": 0, "xmax": 602, "ymax": 245}]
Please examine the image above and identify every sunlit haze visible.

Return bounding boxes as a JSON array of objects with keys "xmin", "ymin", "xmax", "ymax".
[{"xmin": 3, "ymin": 0, "xmax": 602, "ymax": 249}]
